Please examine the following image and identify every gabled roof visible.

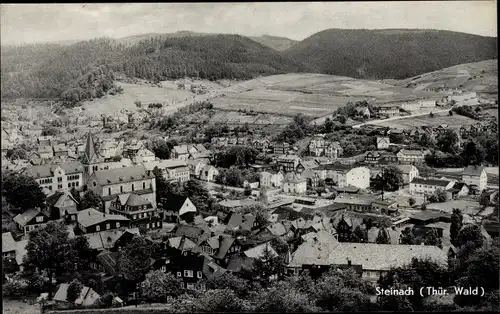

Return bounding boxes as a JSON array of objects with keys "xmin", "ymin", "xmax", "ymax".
[
  {"xmin": 82, "ymin": 131, "xmax": 103, "ymax": 164},
  {"xmin": 77, "ymin": 208, "xmax": 129, "ymax": 228},
  {"xmin": 243, "ymin": 242, "xmax": 278, "ymax": 259},
  {"xmin": 23, "ymin": 162, "xmax": 83, "ymax": 178},
  {"xmin": 13, "ymin": 209, "xmax": 46, "ymax": 227},
  {"xmin": 174, "ymin": 224, "xmax": 205, "ymax": 241},
  {"xmin": 398, "ymin": 149, "xmax": 427, "ymax": 156},
  {"xmin": 266, "ymin": 222, "xmax": 288, "ymax": 237},
  {"xmin": 124, "ymin": 193, "xmax": 151, "ymax": 207},
  {"xmin": 462, "ymin": 165, "xmax": 485, "ymax": 177},
  {"xmin": 53, "ymin": 283, "xmax": 100, "ymax": 305},
  {"xmin": 2, "ymin": 232, "xmax": 17, "ymax": 253},
  {"xmin": 83, "ymin": 228, "xmax": 140, "ymax": 250},
  {"xmin": 168, "ymin": 236, "xmax": 197, "ymax": 251},
  {"xmin": 396, "ymin": 164, "xmax": 416, "ymax": 174},
  {"xmin": 226, "ymin": 212, "xmax": 256, "ymax": 232},
  {"xmin": 410, "ymin": 177, "xmax": 451, "ymax": 187},
  {"xmin": 226, "ymin": 255, "xmax": 255, "ymax": 272},
  {"xmin": 91, "ymin": 165, "xmax": 152, "ymax": 186},
  {"xmin": 46, "ymin": 191, "xmax": 79, "ymax": 208},
  {"xmin": 143, "ymin": 159, "xmax": 188, "ymax": 171},
  {"xmin": 163, "ymin": 195, "xmax": 189, "ymax": 212}
]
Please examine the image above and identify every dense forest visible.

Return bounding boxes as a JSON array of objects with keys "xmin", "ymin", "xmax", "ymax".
[
  {"xmin": 0, "ymin": 34, "xmax": 307, "ymax": 104},
  {"xmin": 284, "ymin": 29, "xmax": 498, "ymax": 79},
  {"xmin": 1, "ymin": 29, "xmax": 497, "ymax": 105}
]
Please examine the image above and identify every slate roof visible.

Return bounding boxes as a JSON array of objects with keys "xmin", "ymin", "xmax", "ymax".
[
  {"xmin": 96, "ymin": 250, "xmax": 119, "ymax": 275},
  {"xmin": 77, "ymin": 208, "xmax": 129, "ymax": 228},
  {"xmin": 284, "ymin": 173, "xmax": 306, "ymax": 184},
  {"xmin": 410, "ymin": 177, "xmax": 452, "ymax": 187},
  {"xmin": 53, "ymin": 283, "xmax": 100, "ymax": 305},
  {"xmin": 174, "ymin": 224, "xmax": 205, "ymax": 241},
  {"xmin": 168, "ymin": 236, "xmax": 197, "ymax": 251},
  {"xmin": 243, "ymin": 242, "xmax": 278, "ymax": 259},
  {"xmin": 125, "ymin": 193, "xmax": 150, "ymax": 207},
  {"xmin": 83, "ymin": 228, "xmax": 140, "ymax": 250},
  {"xmin": 14, "ymin": 209, "xmax": 45, "ymax": 227},
  {"xmin": 23, "ymin": 161, "xmax": 83, "ymax": 178},
  {"xmin": 226, "ymin": 212, "xmax": 255, "ymax": 232},
  {"xmin": 203, "ymin": 255, "xmax": 227, "ymax": 280},
  {"xmin": 2, "ymin": 232, "xmax": 17, "ymax": 253},
  {"xmin": 301, "ymin": 230, "xmax": 339, "ymax": 244},
  {"xmin": 226, "ymin": 255, "xmax": 255, "ymax": 272},
  {"xmin": 163, "ymin": 195, "xmax": 189, "ymax": 212},
  {"xmin": 46, "ymin": 191, "xmax": 79, "ymax": 208},
  {"xmin": 143, "ymin": 159, "xmax": 188, "ymax": 171},
  {"xmin": 396, "ymin": 164, "xmax": 416, "ymax": 174},
  {"xmin": 462, "ymin": 165, "xmax": 485, "ymax": 177},
  {"xmin": 218, "ymin": 199, "xmax": 259, "ymax": 208},
  {"xmin": 266, "ymin": 222, "xmax": 288, "ymax": 237},
  {"xmin": 91, "ymin": 165, "xmax": 152, "ymax": 186}
]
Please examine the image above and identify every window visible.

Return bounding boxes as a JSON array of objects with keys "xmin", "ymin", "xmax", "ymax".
[
  {"xmin": 58, "ymin": 184, "xmax": 62, "ymax": 189},
  {"xmin": 197, "ymin": 271, "xmax": 202, "ymax": 279},
  {"xmin": 180, "ymin": 282, "xmax": 185, "ymax": 289},
  {"xmin": 49, "ymin": 186, "xmax": 52, "ymax": 191},
  {"xmin": 186, "ymin": 283, "xmax": 195, "ymax": 290},
  {"xmin": 177, "ymin": 272, "xmax": 182, "ymax": 277},
  {"xmin": 120, "ymin": 186, "xmax": 123, "ymax": 193},
  {"xmin": 96, "ymin": 226, "xmax": 100, "ymax": 232},
  {"xmin": 116, "ymin": 222, "xmax": 120, "ymax": 228},
  {"xmin": 68, "ymin": 183, "xmax": 71, "ymax": 188},
  {"xmin": 184, "ymin": 270, "xmax": 193, "ymax": 278},
  {"xmin": 35, "ymin": 216, "xmax": 43, "ymax": 223},
  {"xmin": 58, "ymin": 177, "xmax": 62, "ymax": 182},
  {"xmin": 132, "ymin": 184, "xmax": 134, "ymax": 191},
  {"xmin": 76, "ymin": 181, "xmax": 79, "ymax": 187},
  {"xmin": 161, "ymin": 266, "xmax": 167, "ymax": 272},
  {"xmin": 146, "ymin": 223, "xmax": 149, "ymax": 229},
  {"xmin": 92, "ymin": 181, "xmax": 97, "ymax": 187},
  {"xmin": 106, "ymin": 223, "xmax": 110, "ymax": 230},
  {"xmin": 133, "ymin": 215, "xmax": 137, "ymax": 220}
]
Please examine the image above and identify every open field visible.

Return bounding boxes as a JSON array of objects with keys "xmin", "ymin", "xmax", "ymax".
[
  {"xmin": 373, "ymin": 111, "xmax": 478, "ymax": 130},
  {"xmin": 427, "ymin": 199, "xmax": 482, "ymax": 216},
  {"xmin": 392, "ymin": 59, "xmax": 498, "ymax": 95},
  {"xmin": 211, "ymin": 73, "xmax": 443, "ymax": 117}
]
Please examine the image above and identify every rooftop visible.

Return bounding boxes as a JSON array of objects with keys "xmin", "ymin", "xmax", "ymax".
[{"xmin": 77, "ymin": 208, "xmax": 129, "ymax": 228}]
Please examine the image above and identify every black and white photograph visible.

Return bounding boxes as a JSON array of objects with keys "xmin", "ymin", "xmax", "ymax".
[{"xmin": 1, "ymin": 2, "xmax": 498, "ymax": 313}]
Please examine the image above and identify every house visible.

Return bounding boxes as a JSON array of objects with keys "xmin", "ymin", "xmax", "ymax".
[
  {"xmin": 462, "ymin": 166, "xmax": 487, "ymax": 192},
  {"xmin": 192, "ymin": 235, "xmax": 240, "ymax": 262},
  {"xmin": 13, "ymin": 209, "xmax": 50, "ymax": 235},
  {"xmin": 273, "ymin": 142, "xmax": 290, "ymax": 155},
  {"xmin": 259, "ymin": 171, "xmax": 284, "ymax": 188},
  {"xmin": 187, "ymin": 159, "xmax": 208, "ymax": 178},
  {"xmin": 377, "ymin": 104, "xmax": 400, "ymax": 116},
  {"xmin": 99, "ymin": 140, "xmax": 125, "ymax": 160},
  {"xmin": 243, "ymin": 242, "xmax": 278, "ymax": 259},
  {"xmin": 276, "ymin": 155, "xmax": 301, "ymax": 173},
  {"xmin": 283, "ymin": 173, "xmax": 307, "ymax": 194},
  {"xmin": 401, "ymin": 101, "xmax": 421, "ymax": 111},
  {"xmin": 356, "ymin": 107, "xmax": 371, "ymax": 118},
  {"xmin": 313, "ymin": 164, "xmax": 370, "ymax": 189},
  {"xmin": 252, "ymin": 139, "xmax": 270, "ymax": 152},
  {"xmin": 143, "ymin": 160, "xmax": 190, "ymax": 183},
  {"xmin": 446, "ymin": 182, "xmax": 469, "ymax": 199},
  {"xmin": 110, "ymin": 193, "xmax": 162, "ymax": 231},
  {"xmin": 200, "ymin": 165, "xmax": 219, "ymax": 182},
  {"xmin": 371, "ymin": 199, "xmax": 398, "ymax": 215},
  {"xmin": 171, "ymin": 145, "xmax": 193, "ymax": 160},
  {"xmin": 53, "ymin": 283, "xmax": 100, "ymax": 307},
  {"xmin": 22, "ymin": 162, "xmax": 84, "ymax": 195},
  {"xmin": 86, "ymin": 165, "xmax": 156, "ymax": 213},
  {"xmin": 45, "ymin": 191, "xmax": 79, "ymax": 221},
  {"xmin": 167, "ymin": 236, "xmax": 197, "ymax": 253},
  {"xmin": 134, "ymin": 148, "xmax": 156, "ymax": 164},
  {"xmin": 83, "ymin": 228, "xmax": 140, "ymax": 251},
  {"xmin": 166, "ymin": 252, "xmax": 206, "ymax": 290},
  {"xmin": 301, "ymin": 170, "xmax": 321, "ymax": 188},
  {"xmin": 53, "ymin": 144, "xmax": 69, "ymax": 157},
  {"xmin": 162, "ymin": 196, "xmax": 197, "ymax": 223},
  {"xmin": 333, "ymin": 195, "xmax": 373, "ymax": 212},
  {"xmin": 376, "ymin": 137, "xmax": 390, "ymax": 150},
  {"xmin": 2, "ymin": 232, "xmax": 17, "ymax": 259},
  {"xmin": 174, "ymin": 224, "xmax": 207, "ymax": 243},
  {"xmin": 397, "ymin": 149, "xmax": 430, "ymax": 164},
  {"xmin": 409, "ymin": 177, "xmax": 455, "ymax": 195},
  {"xmin": 76, "ymin": 208, "xmax": 130, "ymax": 234},
  {"xmin": 286, "ymin": 241, "xmax": 447, "ymax": 282},
  {"xmin": 38, "ymin": 145, "xmax": 54, "ymax": 159},
  {"xmin": 395, "ymin": 164, "xmax": 420, "ymax": 185},
  {"xmin": 37, "ymin": 136, "xmax": 54, "ymax": 146},
  {"xmin": 225, "ymin": 212, "xmax": 258, "ymax": 233},
  {"xmin": 364, "ymin": 151, "xmax": 385, "ymax": 164}
]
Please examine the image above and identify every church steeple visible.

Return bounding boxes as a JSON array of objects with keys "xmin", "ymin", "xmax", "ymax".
[{"xmin": 82, "ymin": 131, "xmax": 103, "ymax": 179}]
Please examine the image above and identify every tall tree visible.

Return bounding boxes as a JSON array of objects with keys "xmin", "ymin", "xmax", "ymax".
[
  {"xmin": 436, "ymin": 129, "xmax": 459, "ymax": 154},
  {"xmin": 67, "ymin": 279, "xmax": 83, "ymax": 303},
  {"xmin": 140, "ymin": 270, "xmax": 184, "ymax": 302},
  {"xmin": 23, "ymin": 222, "xmax": 77, "ymax": 298},
  {"xmin": 2, "ymin": 173, "xmax": 46, "ymax": 212},
  {"xmin": 461, "ymin": 141, "xmax": 485, "ymax": 166},
  {"xmin": 450, "ymin": 208, "xmax": 463, "ymax": 247},
  {"xmin": 376, "ymin": 227, "xmax": 391, "ymax": 244},
  {"xmin": 399, "ymin": 227, "xmax": 417, "ymax": 245},
  {"xmin": 352, "ymin": 225, "xmax": 368, "ymax": 243},
  {"xmin": 79, "ymin": 190, "xmax": 102, "ymax": 210},
  {"xmin": 377, "ymin": 166, "xmax": 404, "ymax": 192},
  {"xmin": 118, "ymin": 237, "xmax": 155, "ymax": 283}
]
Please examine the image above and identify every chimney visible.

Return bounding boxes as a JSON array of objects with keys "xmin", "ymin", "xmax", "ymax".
[{"xmin": 347, "ymin": 259, "xmax": 352, "ymax": 266}]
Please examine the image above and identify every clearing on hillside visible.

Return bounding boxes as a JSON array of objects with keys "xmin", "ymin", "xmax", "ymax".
[{"xmin": 373, "ymin": 112, "xmax": 478, "ymax": 130}]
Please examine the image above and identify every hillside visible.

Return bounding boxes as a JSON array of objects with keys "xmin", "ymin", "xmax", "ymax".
[
  {"xmin": 249, "ymin": 35, "xmax": 297, "ymax": 51},
  {"xmin": 391, "ymin": 59, "xmax": 498, "ymax": 96},
  {"xmin": 284, "ymin": 29, "xmax": 497, "ymax": 80},
  {"xmin": 1, "ymin": 34, "xmax": 308, "ymax": 105}
]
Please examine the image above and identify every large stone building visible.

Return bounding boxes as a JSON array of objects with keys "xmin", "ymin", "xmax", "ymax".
[
  {"xmin": 308, "ymin": 136, "xmax": 343, "ymax": 159},
  {"xmin": 23, "ymin": 162, "xmax": 84, "ymax": 195},
  {"xmin": 313, "ymin": 164, "xmax": 370, "ymax": 189},
  {"xmin": 462, "ymin": 166, "xmax": 488, "ymax": 192},
  {"xmin": 86, "ymin": 165, "xmax": 156, "ymax": 213}
]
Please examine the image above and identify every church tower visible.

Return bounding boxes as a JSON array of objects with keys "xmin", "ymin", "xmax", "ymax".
[{"xmin": 82, "ymin": 131, "xmax": 104, "ymax": 180}]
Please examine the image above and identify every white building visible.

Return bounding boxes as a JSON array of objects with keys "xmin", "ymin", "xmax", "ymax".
[
  {"xmin": 376, "ymin": 137, "xmax": 390, "ymax": 150},
  {"xmin": 259, "ymin": 171, "xmax": 284, "ymax": 188},
  {"xmin": 143, "ymin": 159, "xmax": 190, "ymax": 183},
  {"xmin": 200, "ymin": 165, "xmax": 219, "ymax": 182},
  {"xmin": 282, "ymin": 173, "xmax": 307, "ymax": 194},
  {"xmin": 23, "ymin": 162, "xmax": 84, "ymax": 195},
  {"xmin": 314, "ymin": 164, "xmax": 370, "ymax": 189},
  {"xmin": 409, "ymin": 177, "xmax": 455, "ymax": 195},
  {"xmin": 462, "ymin": 166, "xmax": 488, "ymax": 192},
  {"xmin": 395, "ymin": 164, "xmax": 420, "ymax": 185}
]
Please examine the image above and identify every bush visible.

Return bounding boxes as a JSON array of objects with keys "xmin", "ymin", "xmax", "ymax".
[{"xmin": 2, "ymin": 280, "xmax": 28, "ymax": 297}]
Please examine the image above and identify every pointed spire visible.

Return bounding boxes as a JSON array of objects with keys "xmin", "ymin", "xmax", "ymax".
[
  {"xmin": 84, "ymin": 131, "xmax": 101, "ymax": 164},
  {"xmin": 283, "ymin": 247, "xmax": 292, "ymax": 265}
]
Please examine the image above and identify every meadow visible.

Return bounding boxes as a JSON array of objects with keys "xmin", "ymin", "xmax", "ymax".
[{"xmin": 374, "ymin": 112, "xmax": 478, "ymax": 130}]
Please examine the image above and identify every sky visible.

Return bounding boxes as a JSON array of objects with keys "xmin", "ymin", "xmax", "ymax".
[{"xmin": 1, "ymin": 2, "xmax": 497, "ymax": 46}]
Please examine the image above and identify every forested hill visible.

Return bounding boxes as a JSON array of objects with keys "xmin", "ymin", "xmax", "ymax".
[
  {"xmin": 1, "ymin": 34, "xmax": 308, "ymax": 104},
  {"xmin": 284, "ymin": 29, "xmax": 498, "ymax": 79}
]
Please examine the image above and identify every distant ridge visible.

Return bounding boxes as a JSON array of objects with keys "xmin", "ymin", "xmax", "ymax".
[{"xmin": 284, "ymin": 28, "xmax": 498, "ymax": 79}]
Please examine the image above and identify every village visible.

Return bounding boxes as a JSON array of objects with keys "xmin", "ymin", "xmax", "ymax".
[{"xmin": 1, "ymin": 77, "xmax": 499, "ymax": 312}]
